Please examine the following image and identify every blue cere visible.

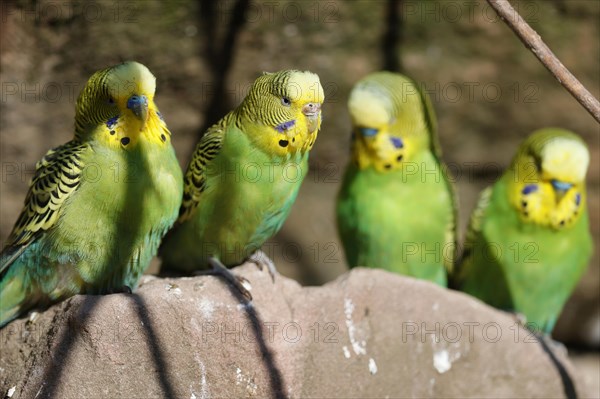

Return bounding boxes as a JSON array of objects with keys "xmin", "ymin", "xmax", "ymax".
[
  {"xmin": 157, "ymin": 111, "xmax": 164, "ymax": 121},
  {"xmin": 106, "ymin": 116, "xmax": 119, "ymax": 128},
  {"xmin": 575, "ymin": 193, "xmax": 581, "ymax": 206},
  {"xmin": 275, "ymin": 119, "xmax": 296, "ymax": 132},
  {"xmin": 127, "ymin": 95, "xmax": 148, "ymax": 118},
  {"xmin": 360, "ymin": 127, "xmax": 378, "ymax": 137},
  {"xmin": 390, "ymin": 136, "xmax": 404, "ymax": 149},
  {"xmin": 521, "ymin": 184, "xmax": 538, "ymax": 195},
  {"xmin": 551, "ymin": 179, "xmax": 573, "ymax": 192}
]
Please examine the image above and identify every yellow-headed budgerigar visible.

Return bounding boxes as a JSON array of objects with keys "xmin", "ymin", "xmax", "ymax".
[
  {"xmin": 159, "ymin": 70, "xmax": 324, "ymax": 299},
  {"xmin": 337, "ymin": 72, "xmax": 456, "ymax": 286},
  {"xmin": 454, "ymin": 128, "xmax": 593, "ymax": 334},
  {"xmin": 0, "ymin": 61, "xmax": 183, "ymax": 327}
]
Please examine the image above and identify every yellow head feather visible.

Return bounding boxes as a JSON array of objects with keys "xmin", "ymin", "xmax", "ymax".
[
  {"xmin": 286, "ymin": 71, "xmax": 325, "ymax": 104},
  {"xmin": 540, "ymin": 137, "xmax": 589, "ymax": 184},
  {"xmin": 105, "ymin": 61, "xmax": 156, "ymax": 103},
  {"xmin": 348, "ymin": 82, "xmax": 393, "ymax": 129}
]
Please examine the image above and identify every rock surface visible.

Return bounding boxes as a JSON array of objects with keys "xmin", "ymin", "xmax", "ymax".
[{"xmin": 0, "ymin": 265, "xmax": 592, "ymax": 398}]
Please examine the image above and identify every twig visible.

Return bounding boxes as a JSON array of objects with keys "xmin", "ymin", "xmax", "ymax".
[{"xmin": 487, "ymin": 0, "xmax": 600, "ymax": 123}]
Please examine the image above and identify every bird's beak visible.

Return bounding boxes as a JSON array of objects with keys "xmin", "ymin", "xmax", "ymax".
[
  {"xmin": 551, "ymin": 179, "xmax": 573, "ymax": 203},
  {"xmin": 303, "ymin": 102, "xmax": 322, "ymax": 133},
  {"xmin": 127, "ymin": 94, "xmax": 149, "ymax": 130}
]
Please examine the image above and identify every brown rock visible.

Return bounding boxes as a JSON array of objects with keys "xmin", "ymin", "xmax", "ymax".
[{"xmin": 0, "ymin": 265, "xmax": 591, "ymax": 398}]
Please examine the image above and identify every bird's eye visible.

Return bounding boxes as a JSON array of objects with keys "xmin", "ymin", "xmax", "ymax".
[
  {"xmin": 108, "ymin": 97, "xmax": 115, "ymax": 105},
  {"xmin": 281, "ymin": 97, "xmax": 291, "ymax": 106}
]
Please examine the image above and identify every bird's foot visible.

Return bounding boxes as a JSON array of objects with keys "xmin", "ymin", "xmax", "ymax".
[
  {"xmin": 248, "ymin": 250, "xmax": 277, "ymax": 282},
  {"xmin": 207, "ymin": 257, "xmax": 253, "ymax": 301}
]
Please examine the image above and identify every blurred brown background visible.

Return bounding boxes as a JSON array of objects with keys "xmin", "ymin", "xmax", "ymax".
[{"xmin": 0, "ymin": 0, "xmax": 598, "ymax": 356}]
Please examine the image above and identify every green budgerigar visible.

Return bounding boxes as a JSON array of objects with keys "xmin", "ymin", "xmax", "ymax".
[
  {"xmin": 336, "ymin": 72, "xmax": 456, "ymax": 286},
  {"xmin": 454, "ymin": 128, "xmax": 593, "ymax": 334},
  {"xmin": 159, "ymin": 70, "xmax": 324, "ymax": 297},
  {"xmin": 0, "ymin": 61, "xmax": 183, "ymax": 327}
]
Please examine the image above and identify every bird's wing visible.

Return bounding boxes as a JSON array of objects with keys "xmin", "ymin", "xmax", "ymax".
[
  {"xmin": 178, "ymin": 122, "xmax": 226, "ymax": 222},
  {"xmin": 453, "ymin": 186, "xmax": 492, "ymax": 283},
  {"xmin": 412, "ymin": 77, "xmax": 459, "ymax": 273},
  {"xmin": 1, "ymin": 140, "xmax": 88, "ymax": 274}
]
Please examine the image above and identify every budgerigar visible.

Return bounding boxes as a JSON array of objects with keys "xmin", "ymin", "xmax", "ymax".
[
  {"xmin": 0, "ymin": 61, "xmax": 183, "ymax": 327},
  {"xmin": 159, "ymin": 70, "xmax": 324, "ymax": 298},
  {"xmin": 454, "ymin": 128, "xmax": 593, "ymax": 334},
  {"xmin": 336, "ymin": 72, "xmax": 456, "ymax": 286}
]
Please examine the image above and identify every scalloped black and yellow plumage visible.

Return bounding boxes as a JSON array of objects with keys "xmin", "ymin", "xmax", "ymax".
[
  {"xmin": 7, "ymin": 142, "xmax": 86, "ymax": 249},
  {"xmin": 178, "ymin": 119, "xmax": 227, "ymax": 222}
]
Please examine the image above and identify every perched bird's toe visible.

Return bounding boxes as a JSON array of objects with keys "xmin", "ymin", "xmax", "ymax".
[
  {"xmin": 248, "ymin": 250, "xmax": 277, "ymax": 282},
  {"xmin": 208, "ymin": 257, "xmax": 253, "ymax": 301}
]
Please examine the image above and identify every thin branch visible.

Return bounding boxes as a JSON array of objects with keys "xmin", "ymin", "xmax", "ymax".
[{"xmin": 486, "ymin": 0, "xmax": 600, "ymax": 123}]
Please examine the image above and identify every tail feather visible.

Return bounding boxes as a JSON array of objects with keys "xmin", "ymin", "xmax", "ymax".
[
  {"xmin": 1, "ymin": 243, "xmax": 28, "ymax": 278},
  {"xmin": 0, "ymin": 270, "xmax": 27, "ymax": 327}
]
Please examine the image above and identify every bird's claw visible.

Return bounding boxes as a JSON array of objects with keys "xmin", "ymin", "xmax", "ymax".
[
  {"xmin": 248, "ymin": 250, "xmax": 277, "ymax": 282},
  {"xmin": 208, "ymin": 257, "xmax": 253, "ymax": 301}
]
